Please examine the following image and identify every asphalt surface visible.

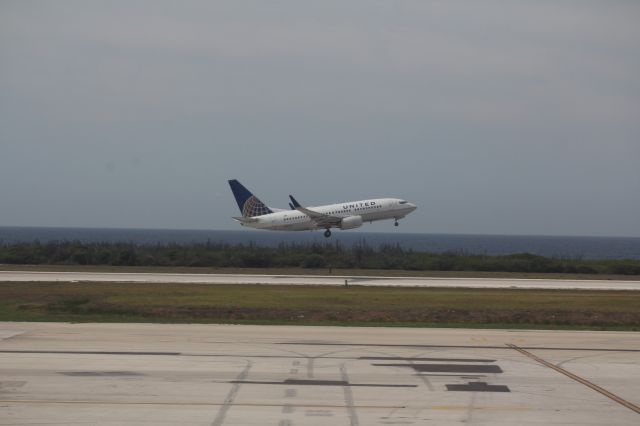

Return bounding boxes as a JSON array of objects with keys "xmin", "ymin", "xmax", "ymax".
[
  {"xmin": 1, "ymin": 323, "xmax": 639, "ymax": 425},
  {"xmin": 1, "ymin": 270, "xmax": 640, "ymax": 290}
]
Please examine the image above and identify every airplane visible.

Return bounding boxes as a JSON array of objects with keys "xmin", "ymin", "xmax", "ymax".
[{"xmin": 228, "ymin": 179, "xmax": 417, "ymax": 238}]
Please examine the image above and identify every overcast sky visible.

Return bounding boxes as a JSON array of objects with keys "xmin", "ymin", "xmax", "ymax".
[{"xmin": 1, "ymin": 1, "xmax": 639, "ymax": 236}]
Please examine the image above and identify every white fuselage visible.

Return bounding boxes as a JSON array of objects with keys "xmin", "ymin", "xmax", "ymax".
[{"xmin": 240, "ymin": 198, "xmax": 416, "ymax": 231}]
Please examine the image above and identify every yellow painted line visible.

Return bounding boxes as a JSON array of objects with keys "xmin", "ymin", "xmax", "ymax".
[{"xmin": 507, "ymin": 344, "xmax": 640, "ymax": 415}]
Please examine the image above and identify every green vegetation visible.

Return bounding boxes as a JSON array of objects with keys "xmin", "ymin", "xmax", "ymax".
[
  {"xmin": 1, "ymin": 282, "xmax": 638, "ymax": 330},
  {"xmin": 1, "ymin": 241, "xmax": 639, "ymax": 275}
]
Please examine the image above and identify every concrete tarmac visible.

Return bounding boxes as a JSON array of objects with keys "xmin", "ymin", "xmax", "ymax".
[
  {"xmin": 2, "ymin": 270, "xmax": 640, "ymax": 290},
  {"xmin": 1, "ymin": 322, "xmax": 639, "ymax": 425}
]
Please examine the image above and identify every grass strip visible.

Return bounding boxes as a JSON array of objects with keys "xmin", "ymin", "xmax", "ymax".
[{"xmin": 2, "ymin": 282, "xmax": 639, "ymax": 330}]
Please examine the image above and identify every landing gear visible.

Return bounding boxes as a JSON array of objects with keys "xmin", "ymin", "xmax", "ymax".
[
  {"xmin": 394, "ymin": 220, "xmax": 399, "ymax": 227},
  {"xmin": 324, "ymin": 229, "xmax": 332, "ymax": 238}
]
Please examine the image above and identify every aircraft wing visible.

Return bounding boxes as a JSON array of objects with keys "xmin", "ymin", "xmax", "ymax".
[{"xmin": 289, "ymin": 195, "xmax": 342, "ymax": 228}]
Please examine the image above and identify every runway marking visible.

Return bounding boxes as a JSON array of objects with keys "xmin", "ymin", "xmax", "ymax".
[
  {"xmin": 507, "ymin": 344, "xmax": 640, "ymax": 415},
  {"xmin": 279, "ymin": 342, "xmax": 640, "ymax": 352},
  {"xmin": 0, "ymin": 349, "xmax": 180, "ymax": 356},
  {"xmin": 0, "ymin": 400, "xmax": 405, "ymax": 409},
  {"xmin": 230, "ymin": 379, "xmax": 417, "ymax": 388},
  {"xmin": 211, "ymin": 361, "xmax": 252, "ymax": 426},
  {"xmin": 341, "ymin": 364, "xmax": 360, "ymax": 426},
  {"xmin": 416, "ymin": 374, "xmax": 486, "ymax": 378},
  {"xmin": 0, "ymin": 349, "xmax": 493, "ymax": 358},
  {"xmin": 0, "ymin": 381, "xmax": 26, "ymax": 389},
  {"xmin": 372, "ymin": 364, "xmax": 503, "ymax": 373},
  {"xmin": 446, "ymin": 382, "xmax": 510, "ymax": 392},
  {"xmin": 307, "ymin": 357, "xmax": 315, "ymax": 377},
  {"xmin": 58, "ymin": 371, "xmax": 144, "ymax": 377},
  {"xmin": 430, "ymin": 404, "xmax": 531, "ymax": 411},
  {"xmin": 409, "ymin": 358, "xmax": 435, "ymax": 391},
  {"xmin": 305, "ymin": 409, "xmax": 333, "ymax": 416},
  {"xmin": 359, "ymin": 356, "xmax": 496, "ymax": 362}
]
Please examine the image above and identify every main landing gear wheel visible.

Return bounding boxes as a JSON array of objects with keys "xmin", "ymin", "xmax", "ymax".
[
  {"xmin": 394, "ymin": 220, "xmax": 399, "ymax": 227},
  {"xmin": 324, "ymin": 229, "xmax": 332, "ymax": 238}
]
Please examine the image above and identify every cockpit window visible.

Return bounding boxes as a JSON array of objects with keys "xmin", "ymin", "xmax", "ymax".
[{"xmin": 399, "ymin": 201, "xmax": 408, "ymax": 204}]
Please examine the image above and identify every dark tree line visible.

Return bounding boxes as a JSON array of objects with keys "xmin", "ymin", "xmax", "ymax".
[{"xmin": 1, "ymin": 240, "xmax": 639, "ymax": 275}]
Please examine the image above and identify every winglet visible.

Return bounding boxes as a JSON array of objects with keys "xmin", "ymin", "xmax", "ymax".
[
  {"xmin": 289, "ymin": 195, "xmax": 301, "ymax": 208},
  {"xmin": 288, "ymin": 195, "xmax": 329, "ymax": 220},
  {"xmin": 288, "ymin": 194, "xmax": 340, "ymax": 227}
]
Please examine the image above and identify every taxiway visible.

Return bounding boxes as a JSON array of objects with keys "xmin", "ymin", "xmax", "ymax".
[{"xmin": 1, "ymin": 322, "xmax": 639, "ymax": 425}]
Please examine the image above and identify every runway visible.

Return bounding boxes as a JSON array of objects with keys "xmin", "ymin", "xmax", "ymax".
[
  {"xmin": 1, "ymin": 270, "xmax": 640, "ymax": 290},
  {"xmin": 0, "ymin": 322, "xmax": 638, "ymax": 425}
]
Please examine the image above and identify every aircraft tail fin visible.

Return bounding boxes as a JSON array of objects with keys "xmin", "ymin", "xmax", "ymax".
[
  {"xmin": 228, "ymin": 179, "xmax": 273, "ymax": 217},
  {"xmin": 289, "ymin": 195, "xmax": 302, "ymax": 208}
]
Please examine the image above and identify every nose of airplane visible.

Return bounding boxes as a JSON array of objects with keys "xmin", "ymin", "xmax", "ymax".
[{"xmin": 408, "ymin": 202, "xmax": 417, "ymax": 211}]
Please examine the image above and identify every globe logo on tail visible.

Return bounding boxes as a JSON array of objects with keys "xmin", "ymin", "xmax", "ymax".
[{"xmin": 242, "ymin": 195, "xmax": 272, "ymax": 217}]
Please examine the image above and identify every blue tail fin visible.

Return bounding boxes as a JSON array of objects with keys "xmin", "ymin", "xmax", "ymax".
[{"xmin": 228, "ymin": 179, "xmax": 273, "ymax": 217}]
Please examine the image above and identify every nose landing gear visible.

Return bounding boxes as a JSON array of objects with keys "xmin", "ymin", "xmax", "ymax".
[
  {"xmin": 394, "ymin": 219, "xmax": 399, "ymax": 227},
  {"xmin": 324, "ymin": 229, "xmax": 332, "ymax": 238}
]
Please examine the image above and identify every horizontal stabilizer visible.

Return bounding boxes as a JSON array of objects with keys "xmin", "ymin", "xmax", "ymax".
[{"xmin": 232, "ymin": 216, "xmax": 259, "ymax": 223}]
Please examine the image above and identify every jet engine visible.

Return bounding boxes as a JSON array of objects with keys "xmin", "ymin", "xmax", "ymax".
[{"xmin": 340, "ymin": 215, "xmax": 363, "ymax": 230}]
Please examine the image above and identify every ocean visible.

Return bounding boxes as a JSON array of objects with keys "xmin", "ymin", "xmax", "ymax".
[{"xmin": 1, "ymin": 227, "xmax": 639, "ymax": 260}]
